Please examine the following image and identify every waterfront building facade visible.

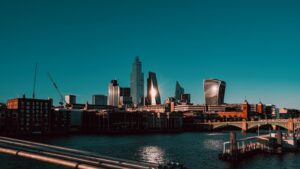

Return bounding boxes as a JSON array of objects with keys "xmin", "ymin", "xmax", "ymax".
[
  {"xmin": 82, "ymin": 110, "xmax": 183, "ymax": 132},
  {"xmin": 7, "ymin": 96, "xmax": 52, "ymax": 134}
]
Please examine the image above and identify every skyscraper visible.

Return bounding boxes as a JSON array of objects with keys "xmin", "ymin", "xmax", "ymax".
[
  {"xmin": 175, "ymin": 81, "xmax": 185, "ymax": 102},
  {"xmin": 204, "ymin": 79, "xmax": 226, "ymax": 105},
  {"xmin": 107, "ymin": 80, "xmax": 120, "ymax": 107},
  {"xmin": 130, "ymin": 57, "xmax": 144, "ymax": 106},
  {"xmin": 146, "ymin": 72, "xmax": 161, "ymax": 105}
]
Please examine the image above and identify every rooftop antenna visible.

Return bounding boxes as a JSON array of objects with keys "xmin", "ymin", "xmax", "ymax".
[{"xmin": 32, "ymin": 62, "xmax": 38, "ymax": 98}]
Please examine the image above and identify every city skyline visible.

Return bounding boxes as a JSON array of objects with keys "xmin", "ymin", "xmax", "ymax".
[
  {"xmin": 1, "ymin": 0, "xmax": 300, "ymax": 109},
  {"xmin": 0, "ymin": 55, "xmax": 299, "ymax": 109},
  {"xmin": 2, "ymin": 1, "xmax": 300, "ymax": 169}
]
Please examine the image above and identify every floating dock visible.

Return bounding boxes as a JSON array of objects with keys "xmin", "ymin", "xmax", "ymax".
[{"xmin": 219, "ymin": 131, "xmax": 299, "ymax": 161}]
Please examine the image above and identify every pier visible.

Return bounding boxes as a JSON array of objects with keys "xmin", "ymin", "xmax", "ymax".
[{"xmin": 219, "ymin": 131, "xmax": 299, "ymax": 161}]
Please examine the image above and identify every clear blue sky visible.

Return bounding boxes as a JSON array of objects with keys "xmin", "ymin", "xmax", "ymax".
[{"xmin": 0, "ymin": 0, "xmax": 300, "ymax": 108}]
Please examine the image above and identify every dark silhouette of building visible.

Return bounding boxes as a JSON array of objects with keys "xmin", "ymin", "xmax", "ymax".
[
  {"xmin": 120, "ymin": 87, "xmax": 131, "ymax": 97},
  {"xmin": 204, "ymin": 79, "xmax": 226, "ymax": 105},
  {"xmin": 4, "ymin": 96, "xmax": 70, "ymax": 135},
  {"xmin": 6, "ymin": 96, "xmax": 53, "ymax": 134},
  {"xmin": 82, "ymin": 110, "xmax": 183, "ymax": 132},
  {"xmin": 120, "ymin": 87, "xmax": 132, "ymax": 106},
  {"xmin": 175, "ymin": 81, "xmax": 185, "ymax": 102},
  {"xmin": 65, "ymin": 95, "xmax": 76, "ymax": 105},
  {"xmin": 146, "ymin": 72, "xmax": 161, "ymax": 105},
  {"xmin": 181, "ymin": 94, "xmax": 191, "ymax": 104},
  {"xmin": 0, "ymin": 107, "xmax": 18, "ymax": 135},
  {"xmin": 92, "ymin": 95, "xmax": 107, "ymax": 105}
]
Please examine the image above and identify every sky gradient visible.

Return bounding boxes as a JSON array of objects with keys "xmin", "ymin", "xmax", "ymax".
[{"xmin": 1, "ymin": 0, "xmax": 300, "ymax": 108}]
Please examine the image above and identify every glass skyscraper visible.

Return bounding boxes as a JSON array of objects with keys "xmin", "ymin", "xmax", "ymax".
[
  {"xmin": 204, "ymin": 79, "xmax": 226, "ymax": 105},
  {"xmin": 130, "ymin": 57, "xmax": 144, "ymax": 106},
  {"xmin": 175, "ymin": 81, "xmax": 185, "ymax": 102},
  {"xmin": 146, "ymin": 72, "xmax": 161, "ymax": 105},
  {"xmin": 108, "ymin": 80, "xmax": 120, "ymax": 107}
]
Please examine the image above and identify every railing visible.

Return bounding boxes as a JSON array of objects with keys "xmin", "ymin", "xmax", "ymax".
[
  {"xmin": 223, "ymin": 142, "xmax": 265, "ymax": 154},
  {"xmin": 222, "ymin": 134, "xmax": 270, "ymax": 155}
]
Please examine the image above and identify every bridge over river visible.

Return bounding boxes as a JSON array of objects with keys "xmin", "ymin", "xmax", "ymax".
[{"xmin": 198, "ymin": 119, "xmax": 300, "ymax": 132}]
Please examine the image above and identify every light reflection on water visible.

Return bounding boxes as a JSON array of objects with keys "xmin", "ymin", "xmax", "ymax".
[
  {"xmin": 203, "ymin": 133, "xmax": 225, "ymax": 151},
  {"xmin": 207, "ymin": 133, "xmax": 225, "ymax": 136},
  {"xmin": 203, "ymin": 139, "xmax": 223, "ymax": 151},
  {"xmin": 138, "ymin": 146, "xmax": 165, "ymax": 164}
]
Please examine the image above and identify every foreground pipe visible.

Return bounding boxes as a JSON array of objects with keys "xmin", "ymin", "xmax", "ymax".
[
  {"xmin": 0, "ymin": 139, "xmax": 136, "ymax": 169},
  {"xmin": 0, "ymin": 136, "xmax": 156, "ymax": 169},
  {"xmin": 0, "ymin": 147, "xmax": 101, "ymax": 169}
]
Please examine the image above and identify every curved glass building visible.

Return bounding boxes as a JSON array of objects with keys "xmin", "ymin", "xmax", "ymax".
[
  {"xmin": 146, "ymin": 72, "xmax": 161, "ymax": 105},
  {"xmin": 204, "ymin": 79, "xmax": 226, "ymax": 105}
]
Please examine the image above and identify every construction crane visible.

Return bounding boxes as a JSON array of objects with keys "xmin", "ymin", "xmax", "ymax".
[
  {"xmin": 47, "ymin": 73, "xmax": 65, "ymax": 106},
  {"xmin": 32, "ymin": 63, "xmax": 37, "ymax": 98}
]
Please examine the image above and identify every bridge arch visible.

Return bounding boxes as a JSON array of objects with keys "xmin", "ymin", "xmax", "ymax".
[
  {"xmin": 213, "ymin": 123, "xmax": 242, "ymax": 130},
  {"xmin": 247, "ymin": 123, "xmax": 288, "ymax": 131}
]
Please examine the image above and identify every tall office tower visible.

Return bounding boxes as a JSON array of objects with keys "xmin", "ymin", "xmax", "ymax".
[
  {"xmin": 174, "ymin": 81, "xmax": 185, "ymax": 102},
  {"xmin": 92, "ymin": 95, "xmax": 107, "ymax": 105},
  {"xmin": 146, "ymin": 72, "xmax": 161, "ymax": 105},
  {"xmin": 204, "ymin": 79, "xmax": 226, "ymax": 105},
  {"xmin": 107, "ymin": 80, "xmax": 120, "ymax": 106},
  {"xmin": 65, "ymin": 95, "xmax": 76, "ymax": 105},
  {"xmin": 130, "ymin": 57, "xmax": 144, "ymax": 106}
]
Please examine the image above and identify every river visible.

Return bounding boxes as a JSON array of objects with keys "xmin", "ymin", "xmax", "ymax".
[{"xmin": 0, "ymin": 132, "xmax": 299, "ymax": 169}]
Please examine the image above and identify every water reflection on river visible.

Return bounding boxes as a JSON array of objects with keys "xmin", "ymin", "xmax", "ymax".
[
  {"xmin": 138, "ymin": 146, "xmax": 165, "ymax": 163},
  {"xmin": 0, "ymin": 132, "xmax": 299, "ymax": 169}
]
